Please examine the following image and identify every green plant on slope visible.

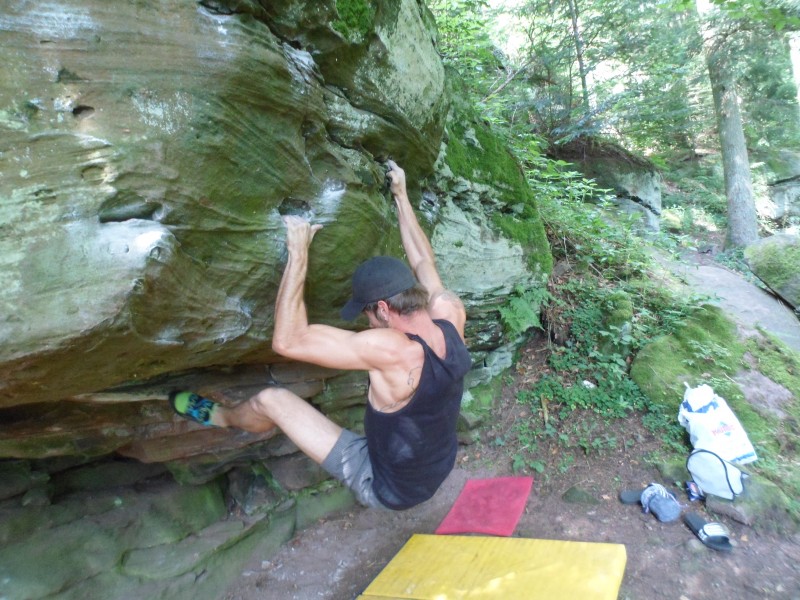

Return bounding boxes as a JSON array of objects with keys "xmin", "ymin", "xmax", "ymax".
[
  {"xmin": 489, "ymin": 140, "xmax": 725, "ymax": 475},
  {"xmin": 519, "ymin": 151, "xmax": 650, "ymax": 281},
  {"xmin": 331, "ymin": 0, "xmax": 374, "ymax": 43},
  {"xmin": 498, "ymin": 213, "xmax": 711, "ymax": 475},
  {"xmin": 499, "ymin": 285, "xmax": 552, "ymax": 337}
]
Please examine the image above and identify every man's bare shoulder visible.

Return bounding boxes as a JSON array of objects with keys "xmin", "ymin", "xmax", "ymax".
[
  {"xmin": 351, "ymin": 326, "xmax": 407, "ymax": 341},
  {"xmin": 428, "ymin": 289, "xmax": 466, "ymax": 333},
  {"xmin": 431, "ymin": 289, "xmax": 463, "ymax": 307},
  {"xmin": 352, "ymin": 326, "xmax": 421, "ymax": 369},
  {"xmin": 351, "ymin": 326, "xmax": 414, "ymax": 350}
]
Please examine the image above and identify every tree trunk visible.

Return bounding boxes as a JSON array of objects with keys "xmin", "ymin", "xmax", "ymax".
[
  {"xmin": 789, "ymin": 33, "xmax": 800, "ymax": 124},
  {"xmin": 706, "ymin": 55, "xmax": 759, "ymax": 248},
  {"xmin": 696, "ymin": 0, "xmax": 759, "ymax": 248},
  {"xmin": 567, "ymin": 0, "xmax": 590, "ymax": 110}
]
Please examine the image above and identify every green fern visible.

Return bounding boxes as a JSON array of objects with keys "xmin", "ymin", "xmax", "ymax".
[{"xmin": 499, "ymin": 286, "xmax": 551, "ymax": 336}]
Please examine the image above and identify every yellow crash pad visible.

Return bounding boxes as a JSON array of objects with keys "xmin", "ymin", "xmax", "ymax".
[{"xmin": 357, "ymin": 534, "xmax": 626, "ymax": 600}]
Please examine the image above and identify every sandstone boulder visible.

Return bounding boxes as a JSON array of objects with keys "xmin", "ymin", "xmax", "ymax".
[{"xmin": 745, "ymin": 234, "xmax": 800, "ymax": 311}]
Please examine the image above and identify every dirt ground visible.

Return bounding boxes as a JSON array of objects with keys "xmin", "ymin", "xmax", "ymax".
[
  {"xmin": 223, "ymin": 334, "xmax": 800, "ymax": 600},
  {"xmin": 224, "ymin": 244, "xmax": 800, "ymax": 600}
]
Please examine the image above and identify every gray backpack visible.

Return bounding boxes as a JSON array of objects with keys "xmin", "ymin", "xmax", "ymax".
[{"xmin": 686, "ymin": 448, "xmax": 747, "ymax": 500}]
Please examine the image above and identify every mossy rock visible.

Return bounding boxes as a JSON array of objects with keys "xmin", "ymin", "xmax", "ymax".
[
  {"xmin": 51, "ymin": 458, "xmax": 167, "ymax": 495},
  {"xmin": 294, "ymin": 483, "xmax": 356, "ymax": 529},
  {"xmin": 633, "ymin": 305, "xmax": 800, "ymax": 520},
  {"xmin": 744, "ymin": 234, "xmax": 800, "ymax": 310},
  {"xmin": 439, "ymin": 85, "xmax": 552, "ymax": 278},
  {"xmin": 52, "ymin": 509, "xmax": 297, "ymax": 600},
  {"xmin": 629, "ymin": 304, "xmax": 764, "ymax": 454},
  {"xmin": 654, "ymin": 457, "xmax": 690, "ymax": 486},
  {"xmin": 464, "ymin": 377, "xmax": 504, "ymax": 414},
  {"xmin": 706, "ymin": 474, "xmax": 799, "ymax": 534},
  {"xmin": 0, "ymin": 516, "xmax": 126, "ymax": 599},
  {"xmin": 0, "ymin": 460, "xmax": 45, "ymax": 501}
]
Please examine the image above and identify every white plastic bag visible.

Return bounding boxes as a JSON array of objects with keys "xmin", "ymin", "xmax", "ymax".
[{"xmin": 678, "ymin": 383, "xmax": 757, "ymax": 465}]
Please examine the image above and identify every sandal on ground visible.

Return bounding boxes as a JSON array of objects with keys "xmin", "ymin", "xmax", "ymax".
[
  {"xmin": 619, "ymin": 488, "xmax": 644, "ymax": 504},
  {"xmin": 685, "ymin": 513, "xmax": 733, "ymax": 552},
  {"xmin": 169, "ymin": 391, "xmax": 217, "ymax": 426},
  {"xmin": 619, "ymin": 483, "xmax": 682, "ymax": 523}
]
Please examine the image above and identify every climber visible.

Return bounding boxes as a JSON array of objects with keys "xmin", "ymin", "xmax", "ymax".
[{"xmin": 170, "ymin": 160, "xmax": 471, "ymax": 510}]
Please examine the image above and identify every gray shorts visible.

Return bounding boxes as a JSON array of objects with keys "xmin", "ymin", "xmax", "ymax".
[{"xmin": 321, "ymin": 429, "xmax": 387, "ymax": 509}]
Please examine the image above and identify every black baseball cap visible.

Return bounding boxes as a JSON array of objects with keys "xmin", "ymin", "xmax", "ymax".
[{"xmin": 340, "ymin": 256, "xmax": 416, "ymax": 321}]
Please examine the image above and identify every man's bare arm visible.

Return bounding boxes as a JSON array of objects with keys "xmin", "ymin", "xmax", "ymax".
[
  {"xmin": 386, "ymin": 160, "xmax": 442, "ymax": 293},
  {"xmin": 271, "ymin": 216, "xmax": 323, "ymax": 358},
  {"xmin": 386, "ymin": 160, "xmax": 466, "ymax": 335},
  {"xmin": 271, "ymin": 215, "xmax": 407, "ymax": 370}
]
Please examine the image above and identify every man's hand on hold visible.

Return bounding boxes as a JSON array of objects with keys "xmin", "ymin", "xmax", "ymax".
[
  {"xmin": 283, "ymin": 215, "xmax": 322, "ymax": 255},
  {"xmin": 386, "ymin": 159, "xmax": 407, "ymax": 198}
]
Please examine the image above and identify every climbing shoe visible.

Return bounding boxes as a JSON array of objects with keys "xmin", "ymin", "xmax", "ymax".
[{"xmin": 169, "ymin": 391, "xmax": 217, "ymax": 427}]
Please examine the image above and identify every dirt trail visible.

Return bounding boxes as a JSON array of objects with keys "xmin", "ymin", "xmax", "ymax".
[{"xmin": 224, "ymin": 250, "xmax": 800, "ymax": 600}]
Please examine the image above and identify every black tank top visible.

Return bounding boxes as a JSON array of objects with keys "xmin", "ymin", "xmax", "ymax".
[{"xmin": 364, "ymin": 319, "xmax": 472, "ymax": 510}]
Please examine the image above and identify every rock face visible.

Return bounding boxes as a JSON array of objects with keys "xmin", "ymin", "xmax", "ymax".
[
  {"xmin": 0, "ymin": 2, "xmax": 550, "ymax": 463},
  {"xmin": 577, "ymin": 159, "xmax": 662, "ymax": 231},
  {"xmin": 745, "ymin": 234, "xmax": 800, "ymax": 311},
  {"xmin": 551, "ymin": 140, "xmax": 662, "ymax": 232},
  {"xmin": 754, "ymin": 149, "xmax": 800, "ymax": 228}
]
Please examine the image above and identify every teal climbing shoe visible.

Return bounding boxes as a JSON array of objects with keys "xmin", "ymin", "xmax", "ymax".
[{"xmin": 169, "ymin": 391, "xmax": 217, "ymax": 426}]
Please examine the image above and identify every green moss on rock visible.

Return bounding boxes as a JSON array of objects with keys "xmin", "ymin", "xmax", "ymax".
[
  {"xmin": 745, "ymin": 237, "xmax": 800, "ymax": 289},
  {"xmin": 630, "ymin": 305, "xmax": 744, "ymax": 409},
  {"xmin": 630, "ymin": 305, "xmax": 800, "ymax": 504},
  {"xmin": 124, "ymin": 481, "xmax": 226, "ymax": 549},
  {"xmin": 745, "ymin": 334, "xmax": 800, "ymax": 402},
  {"xmin": 445, "ymin": 119, "xmax": 530, "ymax": 205},
  {"xmin": 441, "ymin": 98, "xmax": 552, "ymax": 276}
]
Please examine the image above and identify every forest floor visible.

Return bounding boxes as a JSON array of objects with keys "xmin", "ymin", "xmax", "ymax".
[{"xmin": 224, "ymin": 242, "xmax": 800, "ymax": 600}]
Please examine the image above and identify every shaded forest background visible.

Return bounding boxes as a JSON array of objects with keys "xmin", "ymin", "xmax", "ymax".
[{"xmin": 429, "ymin": 0, "xmax": 800, "ymax": 246}]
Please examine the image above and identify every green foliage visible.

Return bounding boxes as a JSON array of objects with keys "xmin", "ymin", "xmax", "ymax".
[
  {"xmin": 497, "ymin": 239, "xmax": 718, "ymax": 475},
  {"xmin": 701, "ymin": 0, "xmax": 800, "ymax": 30},
  {"xmin": 332, "ymin": 0, "xmax": 374, "ymax": 43},
  {"xmin": 521, "ymin": 152, "xmax": 650, "ymax": 280},
  {"xmin": 740, "ymin": 36, "xmax": 800, "ymax": 147},
  {"xmin": 662, "ymin": 169, "xmax": 727, "ymax": 220},
  {"xmin": 431, "ymin": 0, "xmax": 800, "ymax": 490},
  {"xmin": 499, "ymin": 285, "xmax": 552, "ymax": 337},
  {"xmin": 428, "ymin": 0, "xmax": 500, "ymax": 96},
  {"xmin": 746, "ymin": 334, "xmax": 800, "ymax": 400},
  {"xmin": 432, "ymin": 0, "xmax": 800, "ymax": 161}
]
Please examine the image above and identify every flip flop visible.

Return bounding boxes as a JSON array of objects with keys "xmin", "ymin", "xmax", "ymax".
[
  {"xmin": 619, "ymin": 488, "xmax": 643, "ymax": 504},
  {"xmin": 685, "ymin": 513, "xmax": 733, "ymax": 552}
]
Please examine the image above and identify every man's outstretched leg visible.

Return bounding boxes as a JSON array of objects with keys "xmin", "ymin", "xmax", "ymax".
[{"xmin": 170, "ymin": 387, "xmax": 342, "ymax": 465}]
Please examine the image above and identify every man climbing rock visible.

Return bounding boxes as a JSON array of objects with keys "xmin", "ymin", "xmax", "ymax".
[{"xmin": 171, "ymin": 161, "xmax": 471, "ymax": 510}]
